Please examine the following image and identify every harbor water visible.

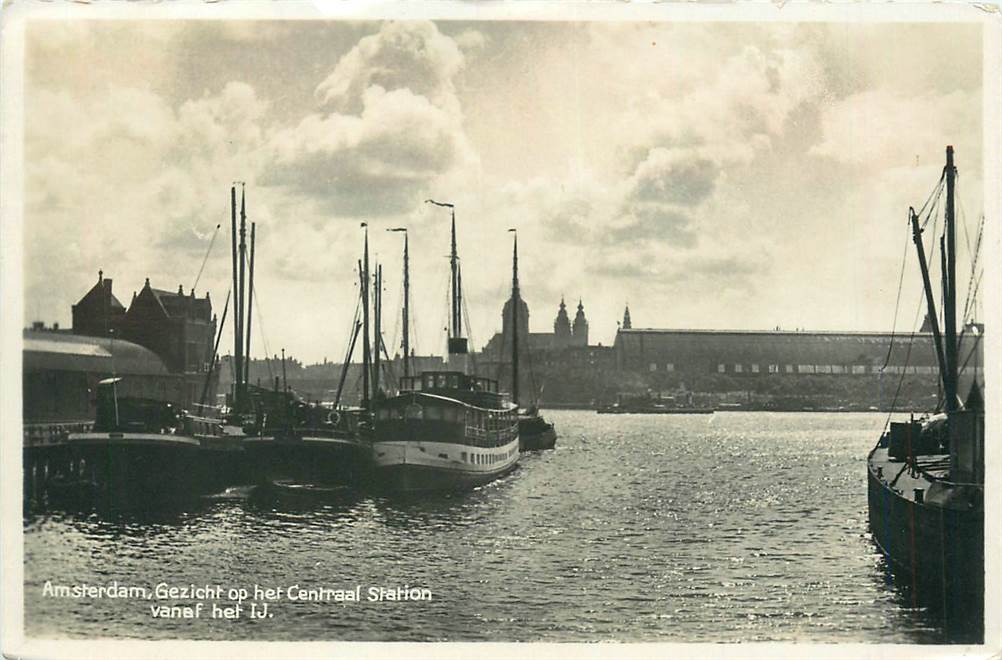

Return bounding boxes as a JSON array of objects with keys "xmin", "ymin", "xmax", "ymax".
[{"xmin": 24, "ymin": 411, "xmax": 949, "ymax": 642}]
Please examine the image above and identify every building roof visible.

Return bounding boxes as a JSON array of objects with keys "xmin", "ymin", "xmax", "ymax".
[
  {"xmin": 22, "ymin": 329, "xmax": 170, "ymax": 375},
  {"xmin": 619, "ymin": 327, "xmax": 931, "ymax": 338}
]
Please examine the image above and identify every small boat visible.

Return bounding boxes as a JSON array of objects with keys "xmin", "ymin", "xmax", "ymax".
[
  {"xmin": 866, "ymin": 146, "xmax": 984, "ymax": 643},
  {"xmin": 252, "ymin": 478, "xmax": 356, "ymax": 503},
  {"xmin": 518, "ymin": 406, "xmax": 556, "ymax": 450},
  {"xmin": 242, "ymin": 382, "xmax": 370, "ymax": 487}
]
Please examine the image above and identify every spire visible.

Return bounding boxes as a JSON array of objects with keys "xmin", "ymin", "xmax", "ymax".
[
  {"xmin": 554, "ymin": 295, "xmax": 571, "ymax": 339},
  {"xmin": 511, "ymin": 230, "xmax": 520, "ymax": 298},
  {"xmin": 623, "ymin": 304, "xmax": 632, "ymax": 330},
  {"xmin": 572, "ymin": 298, "xmax": 589, "ymax": 346}
]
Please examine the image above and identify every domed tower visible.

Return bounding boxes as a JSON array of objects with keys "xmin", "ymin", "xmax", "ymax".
[
  {"xmin": 553, "ymin": 297, "xmax": 572, "ymax": 349},
  {"xmin": 502, "ymin": 293, "xmax": 530, "ymax": 359},
  {"xmin": 572, "ymin": 299, "xmax": 589, "ymax": 347},
  {"xmin": 622, "ymin": 304, "xmax": 632, "ymax": 330}
]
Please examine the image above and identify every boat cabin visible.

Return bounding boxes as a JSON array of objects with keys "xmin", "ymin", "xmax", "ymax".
[{"xmin": 399, "ymin": 371, "xmax": 499, "ymax": 395}]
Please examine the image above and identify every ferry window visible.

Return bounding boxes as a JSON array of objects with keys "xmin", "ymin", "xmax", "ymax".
[
  {"xmin": 734, "ymin": 364, "xmax": 743, "ymax": 373},
  {"xmin": 411, "ymin": 378, "xmax": 422, "ymax": 391},
  {"xmin": 751, "ymin": 364, "xmax": 760, "ymax": 373},
  {"xmin": 665, "ymin": 363, "xmax": 675, "ymax": 372},
  {"xmin": 461, "ymin": 452, "xmax": 467, "ymax": 462},
  {"xmin": 424, "ymin": 374, "xmax": 435, "ymax": 389},
  {"xmin": 447, "ymin": 374, "xmax": 459, "ymax": 388},
  {"xmin": 649, "ymin": 363, "xmax": 657, "ymax": 372},
  {"xmin": 436, "ymin": 374, "xmax": 448, "ymax": 388},
  {"xmin": 785, "ymin": 364, "xmax": 794, "ymax": 373},
  {"xmin": 717, "ymin": 364, "xmax": 726, "ymax": 373}
]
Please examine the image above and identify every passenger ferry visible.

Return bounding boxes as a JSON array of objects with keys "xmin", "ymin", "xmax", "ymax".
[
  {"xmin": 368, "ymin": 201, "xmax": 519, "ymax": 492},
  {"xmin": 371, "ymin": 371, "xmax": 520, "ymax": 492}
]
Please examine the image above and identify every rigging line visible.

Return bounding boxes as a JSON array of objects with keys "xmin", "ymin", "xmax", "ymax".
[
  {"xmin": 958, "ymin": 332, "xmax": 983, "ymax": 374},
  {"xmin": 916, "ymin": 170, "xmax": 946, "ymax": 222},
  {"xmin": 962, "ymin": 269, "xmax": 984, "ymax": 327},
  {"xmin": 956, "ymin": 174, "xmax": 973, "ymax": 261},
  {"xmin": 389, "ymin": 279, "xmax": 403, "ymax": 360},
  {"xmin": 961, "ymin": 215, "xmax": 985, "ymax": 323},
  {"xmin": 250, "ymin": 278, "xmax": 274, "ymax": 381},
  {"xmin": 191, "ymin": 223, "xmax": 222, "ymax": 293},
  {"xmin": 883, "ymin": 266, "xmax": 929, "ymax": 430},
  {"xmin": 881, "ymin": 210, "xmax": 913, "ymax": 370}
]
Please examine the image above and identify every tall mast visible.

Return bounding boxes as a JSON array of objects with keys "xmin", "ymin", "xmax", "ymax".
[
  {"xmin": 230, "ymin": 185, "xmax": 242, "ymax": 412},
  {"xmin": 451, "ymin": 207, "xmax": 460, "ymax": 339},
  {"xmin": 237, "ymin": 185, "xmax": 247, "ymax": 409},
  {"xmin": 910, "ymin": 208, "xmax": 947, "ymax": 393},
  {"xmin": 245, "ymin": 221, "xmax": 256, "ymax": 393},
  {"xmin": 360, "ymin": 224, "xmax": 371, "ymax": 410},
  {"xmin": 426, "ymin": 199, "xmax": 467, "ymax": 362},
  {"xmin": 509, "ymin": 229, "xmax": 520, "ymax": 406},
  {"xmin": 387, "ymin": 228, "xmax": 410, "ymax": 378},
  {"xmin": 943, "ymin": 145, "xmax": 959, "ymax": 413},
  {"xmin": 402, "ymin": 232, "xmax": 410, "ymax": 378},
  {"xmin": 373, "ymin": 263, "xmax": 382, "ymax": 396}
]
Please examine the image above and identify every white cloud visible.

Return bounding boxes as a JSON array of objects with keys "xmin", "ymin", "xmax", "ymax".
[
  {"xmin": 264, "ymin": 21, "xmax": 477, "ymax": 216},
  {"xmin": 811, "ymin": 88, "xmax": 981, "ymax": 169}
]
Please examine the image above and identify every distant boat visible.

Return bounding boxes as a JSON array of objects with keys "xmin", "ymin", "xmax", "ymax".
[
  {"xmin": 506, "ymin": 229, "xmax": 557, "ymax": 451},
  {"xmin": 369, "ymin": 203, "xmax": 520, "ymax": 492},
  {"xmin": 596, "ymin": 392, "xmax": 714, "ymax": 415},
  {"xmin": 866, "ymin": 145, "xmax": 984, "ymax": 643}
]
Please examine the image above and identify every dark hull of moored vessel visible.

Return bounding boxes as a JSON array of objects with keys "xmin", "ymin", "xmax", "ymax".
[
  {"xmin": 57, "ymin": 390, "xmax": 237, "ymax": 509},
  {"xmin": 240, "ymin": 386, "xmax": 371, "ymax": 487},
  {"xmin": 865, "ymin": 146, "xmax": 984, "ymax": 643},
  {"xmin": 518, "ymin": 413, "xmax": 556, "ymax": 451},
  {"xmin": 371, "ymin": 374, "xmax": 519, "ymax": 493},
  {"xmin": 867, "ymin": 424, "xmax": 983, "ymax": 641}
]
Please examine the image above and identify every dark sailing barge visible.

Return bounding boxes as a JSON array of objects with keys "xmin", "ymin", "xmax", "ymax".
[
  {"xmin": 866, "ymin": 146, "xmax": 984, "ymax": 642},
  {"xmin": 507, "ymin": 229, "xmax": 557, "ymax": 451},
  {"xmin": 370, "ymin": 201, "xmax": 519, "ymax": 492}
]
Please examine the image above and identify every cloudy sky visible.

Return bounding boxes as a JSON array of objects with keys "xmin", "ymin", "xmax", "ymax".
[{"xmin": 24, "ymin": 19, "xmax": 984, "ymax": 363}]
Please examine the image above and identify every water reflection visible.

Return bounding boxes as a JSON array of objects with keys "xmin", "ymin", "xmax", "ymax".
[{"xmin": 23, "ymin": 412, "xmax": 965, "ymax": 643}]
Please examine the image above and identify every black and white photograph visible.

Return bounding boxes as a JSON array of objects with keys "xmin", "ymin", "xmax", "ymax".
[{"xmin": 2, "ymin": 2, "xmax": 999, "ymax": 658}]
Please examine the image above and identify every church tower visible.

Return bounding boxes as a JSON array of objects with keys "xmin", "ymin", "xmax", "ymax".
[
  {"xmin": 553, "ymin": 297, "xmax": 572, "ymax": 349},
  {"xmin": 572, "ymin": 299, "xmax": 589, "ymax": 347},
  {"xmin": 501, "ymin": 291, "xmax": 530, "ymax": 359},
  {"xmin": 622, "ymin": 304, "xmax": 632, "ymax": 330}
]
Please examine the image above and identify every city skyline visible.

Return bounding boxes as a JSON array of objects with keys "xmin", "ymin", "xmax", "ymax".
[{"xmin": 24, "ymin": 19, "xmax": 984, "ymax": 362}]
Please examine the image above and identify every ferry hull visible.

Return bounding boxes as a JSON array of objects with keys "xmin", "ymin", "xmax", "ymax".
[
  {"xmin": 866, "ymin": 450, "xmax": 983, "ymax": 642},
  {"xmin": 375, "ymin": 461, "xmax": 517, "ymax": 493},
  {"xmin": 371, "ymin": 437, "xmax": 520, "ymax": 493}
]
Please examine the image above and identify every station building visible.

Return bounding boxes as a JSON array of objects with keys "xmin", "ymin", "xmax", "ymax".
[
  {"xmin": 23, "ymin": 272, "xmax": 218, "ymax": 428},
  {"xmin": 612, "ymin": 326, "xmax": 983, "ymax": 381}
]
